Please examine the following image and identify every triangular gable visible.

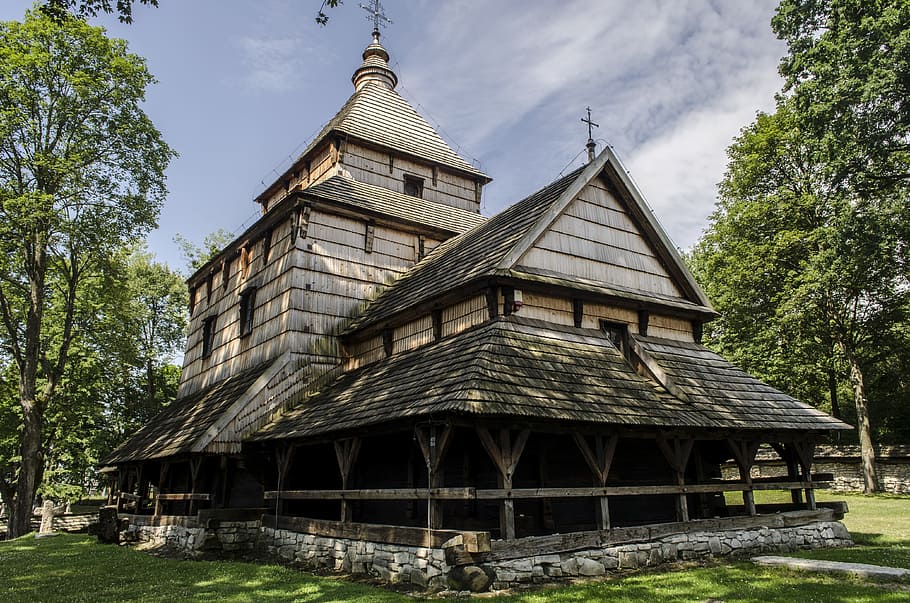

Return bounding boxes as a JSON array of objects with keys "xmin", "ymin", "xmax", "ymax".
[
  {"xmin": 516, "ymin": 176, "xmax": 682, "ymax": 298},
  {"xmin": 498, "ymin": 147, "xmax": 713, "ymax": 309}
]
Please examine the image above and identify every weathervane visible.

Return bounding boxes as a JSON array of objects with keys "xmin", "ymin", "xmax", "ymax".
[
  {"xmin": 581, "ymin": 106, "xmax": 599, "ymax": 162},
  {"xmin": 360, "ymin": 0, "xmax": 392, "ymax": 41}
]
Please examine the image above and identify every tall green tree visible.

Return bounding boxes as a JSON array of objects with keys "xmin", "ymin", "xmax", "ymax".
[
  {"xmin": 0, "ymin": 11, "xmax": 173, "ymax": 537},
  {"xmin": 773, "ymin": 0, "xmax": 910, "ymax": 199},
  {"xmin": 691, "ymin": 99, "xmax": 908, "ymax": 494}
]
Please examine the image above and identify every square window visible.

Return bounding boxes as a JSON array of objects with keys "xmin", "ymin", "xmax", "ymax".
[
  {"xmin": 202, "ymin": 316, "xmax": 217, "ymax": 357},
  {"xmin": 239, "ymin": 288, "xmax": 257, "ymax": 337},
  {"xmin": 403, "ymin": 174, "xmax": 424, "ymax": 198}
]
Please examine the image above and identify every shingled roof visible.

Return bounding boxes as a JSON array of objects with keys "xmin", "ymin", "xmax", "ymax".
[
  {"xmin": 632, "ymin": 334, "xmax": 851, "ymax": 432},
  {"xmin": 252, "ymin": 316, "xmax": 711, "ymax": 441},
  {"xmin": 302, "ymin": 174, "xmax": 486, "ymax": 234},
  {"xmin": 299, "ymin": 81, "xmax": 488, "ymax": 180},
  {"xmin": 101, "ymin": 361, "xmax": 273, "ymax": 465}
]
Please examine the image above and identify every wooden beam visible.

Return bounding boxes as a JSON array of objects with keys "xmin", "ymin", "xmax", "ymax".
[
  {"xmin": 573, "ymin": 433, "xmax": 619, "ymax": 529},
  {"xmin": 263, "ymin": 514, "xmax": 491, "ymax": 551},
  {"xmin": 264, "ymin": 488, "xmax": 475, "ymax": 500},
  {"xmin": 263, "ymin": 481, "xmax": 817, "ymax": 502},
  {"xmin": 156, "ymin": 493, "xmax": 212, "ymax": 502}
]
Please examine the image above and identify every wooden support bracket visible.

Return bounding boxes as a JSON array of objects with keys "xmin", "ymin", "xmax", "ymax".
[
  {"xmin": 334, "ymin": 438, "xmax": 361, "ymax": 522},
  {"xmin": 476, "ymin": 427, "xmax": 530, "ymax": 540}
]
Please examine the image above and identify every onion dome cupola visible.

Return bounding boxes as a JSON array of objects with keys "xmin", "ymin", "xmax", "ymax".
[{"xmin": 352, "ymin": 30, "xmax": 398, "ymax": 91}]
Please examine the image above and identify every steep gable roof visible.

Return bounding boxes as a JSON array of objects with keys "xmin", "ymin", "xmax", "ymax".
[
  {"xmin": 346, "ymin": 148, "xmax": 715, "ymax": 333},
  {"xmin": 299, "ymin": 81, "xmax": 489, "ymax": 181}
]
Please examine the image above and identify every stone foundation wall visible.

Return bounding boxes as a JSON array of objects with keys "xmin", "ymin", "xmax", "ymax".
[
  {"xmin": 484, "ymin": 521, "xmax": 851, "ymax": 589},
  {"xmin": 258, "ymin": 526, "xmax": 448, "ymax": 590},
  {"xmin": 119, "ymin": 514, "xmax": 851, "ymax": 591},
  {"xmin": 722, "ymin": 444, "xmax": 910, "ymax": 494}
]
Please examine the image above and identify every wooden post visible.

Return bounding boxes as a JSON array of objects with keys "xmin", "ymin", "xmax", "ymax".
[
  {"xmin": 771, "ymin": 442, "xmax": 804, "ymax": 504},
  {"xmin": 573, "ymin": 433, "xmax": 618, "ymax": 529},
  {"xmin": 476, "ymin": 426, "xmax": 530, "ymax": 540},
  {"xmin": 275, "ymin": 445, "xmax": 295, "ymax": 516},
  {"xmin": 333, "ymin": 438, "xmax": 361, "ymax": 522},
  {"xmin": 415, "ymin": 424, "xmax": 453, "ymax": 529},
  {"xmin": 154, "ymin": 462, "xmax": 170, "ymax": 516},
  {"xmin": 727, "ymin": 439, "xmax": 760, "ymax": 516},
  {"xmin": 791, "ymin": 441, "xmax": 817, "ymax": 510},
  {"xmin": 188, "ymin": 457, "xmax": 203, "ymax": 516},
  {"xmin": 658, "ymin": 436, "xmax": 694, "ymax": 522}
]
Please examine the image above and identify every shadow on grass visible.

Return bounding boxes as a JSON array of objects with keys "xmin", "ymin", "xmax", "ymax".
[{"xmin": 0, "ymin": 534, "xmax": 406, "ymax": 603}]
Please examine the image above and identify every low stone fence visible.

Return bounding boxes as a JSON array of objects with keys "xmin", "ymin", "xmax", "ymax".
[
  {"xmin": 722, "ymin": 445, "xmax": 910, "ymax": 494},
  {"xmin": 117, "ymin": 507, "xmax": 852, "ymax": 592}
]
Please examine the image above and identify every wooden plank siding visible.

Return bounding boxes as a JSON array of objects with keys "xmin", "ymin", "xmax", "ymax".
[
  {"xmin": 393, "ymin": 315, "xmax": 434, "ymax": 354},
  {"xmin": 441, "ymin": 295, "xmax": 487, "ymax": 337},
  {"xmin": 518, "ymin": 180, "xmax": 683, "ymax": 299},
  {"xmin": 341, "ymin": 142, "xmax": 479, "ymax": 212},
  {"xmin": 648, "ymin": 314, "xmax": 694, "ymax": 342},
  {"xmin": 180, "ymin": 216, "xmax": 297, "ymax": 394},
  {"xmin": 518, "ymin": 292, "xmax": 575, "ymax": 327}
]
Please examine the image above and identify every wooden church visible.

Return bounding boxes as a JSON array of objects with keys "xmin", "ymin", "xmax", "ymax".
[{"xmin": 102, "ymin": 16, "xmax": 849, "ymax": 550}]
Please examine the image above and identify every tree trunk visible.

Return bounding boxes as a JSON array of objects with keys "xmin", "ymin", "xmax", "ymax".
[
  {"xmin": 828, "ymin": 366, "xmax": 841, "ymax": 420},
  {"xmin": 8, "ymin": 401, "xmax": 44, "ymax": 538},
  {"xmin": 846, "ymin": 352, "xmax": 878, "ymax": 493}
]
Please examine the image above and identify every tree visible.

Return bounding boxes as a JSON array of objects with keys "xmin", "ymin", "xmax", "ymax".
[
  {"xmin": 773, "ymin": 0, "xmax": 910, "ymax": 199},
  {"xmin": 0, "ymin": 10, "xmax": 173, "ymax": 537},
  {"xmin": 40, "ymin": 1, "xmax": 159, "ymax": 24},
  {"xmin": 690, "ymin": 100, "xmax": 909, "ymax": 494},
  {"xmin": 174, "ymin": 228, "xmax": 235, "ymax": 274}
]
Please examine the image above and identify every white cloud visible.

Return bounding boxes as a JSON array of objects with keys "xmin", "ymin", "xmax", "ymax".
[
  {"xmin": 390, "ymin": 0, "xmax": 786, "ymax": 247},
  {"xmin": 235, "ymin": 36, "xmax": 308, "ymax": 93}
]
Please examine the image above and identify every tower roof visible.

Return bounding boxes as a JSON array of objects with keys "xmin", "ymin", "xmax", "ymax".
[{"xmin": 256, "ymin": 32, "xmax": 489, "ymax": 205}]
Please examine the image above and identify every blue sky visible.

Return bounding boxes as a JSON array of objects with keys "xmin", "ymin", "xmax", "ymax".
[{"xmin": 1, "ymin": 1, "xmax": 787, "ymax": 272}]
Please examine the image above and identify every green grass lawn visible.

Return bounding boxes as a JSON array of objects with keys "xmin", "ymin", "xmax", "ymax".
[{"xmin": 2, "ymin": 492, "xmax": 909, "ymax": 602}]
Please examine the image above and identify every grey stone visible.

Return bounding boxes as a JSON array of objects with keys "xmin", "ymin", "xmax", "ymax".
[
  {"xmin": 448, "ymin": 565, "xmax": 493, "ymax": 593},
  {"xmin": 577, "ymin": 558, "xmax": 606, "ymax": 576}
]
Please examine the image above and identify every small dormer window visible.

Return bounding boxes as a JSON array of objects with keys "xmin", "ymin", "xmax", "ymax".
[
  {"xmin": 600, "ymin": 320, "xmax": 629, "ymax": 358},
  {"xmin": 403, "ymin": 174, "xmax": 423, "ymax": 198}
]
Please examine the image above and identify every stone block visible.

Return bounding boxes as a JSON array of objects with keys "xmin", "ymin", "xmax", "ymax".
[
  {"xmin": 410, "ymin": 568, "xmax": 428, "ymax": 588},
  {"xmin": 576, "ymin": 558, "xmax": 605, "ymax": 576}
]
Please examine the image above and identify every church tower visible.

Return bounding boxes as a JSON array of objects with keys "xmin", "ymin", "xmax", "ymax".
[{"xmin": 101, "ymin": 19, "xmax": 490, "ymax": 492}]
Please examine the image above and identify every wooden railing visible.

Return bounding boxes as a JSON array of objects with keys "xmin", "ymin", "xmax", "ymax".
[{"xmin": 264, "ymin": 476, "xmax": 831, "ymax": 503}]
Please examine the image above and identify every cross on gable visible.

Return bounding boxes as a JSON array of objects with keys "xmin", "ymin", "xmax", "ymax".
[
  {"xmin": 360, "ymin": 0, "xmax": 392, "ymax": 35},
  {"xmin": 581, "ymin": 106, "xmax": 599, "ymax": 142}
]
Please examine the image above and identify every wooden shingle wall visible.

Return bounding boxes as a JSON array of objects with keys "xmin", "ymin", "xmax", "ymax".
[
  {"xmin": 340, "ymin": 142, "xmax": 480, "ymax": 212},
  {"xmin": 519, "ymin": 180, "xmax": 683, "ymax": 299},
  {"xmin": 180, "ymin": 216, "xmax": 297, "ymax": 396},
  {"xmin": 180, "ymin": 203, "xmax": 446, "ymax": 398}
]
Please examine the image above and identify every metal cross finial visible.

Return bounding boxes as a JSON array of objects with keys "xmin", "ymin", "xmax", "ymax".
[
  {"xmin": 581, "ymin": 106, "xmax": 599, "ymax": 141},
  {"xmin": 360, "ymin": 0, "xmax": 392, "ymax": 38},
  {"xmin": 581, "ymin": 106, "xmax": 600, "ymax": 162}
]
